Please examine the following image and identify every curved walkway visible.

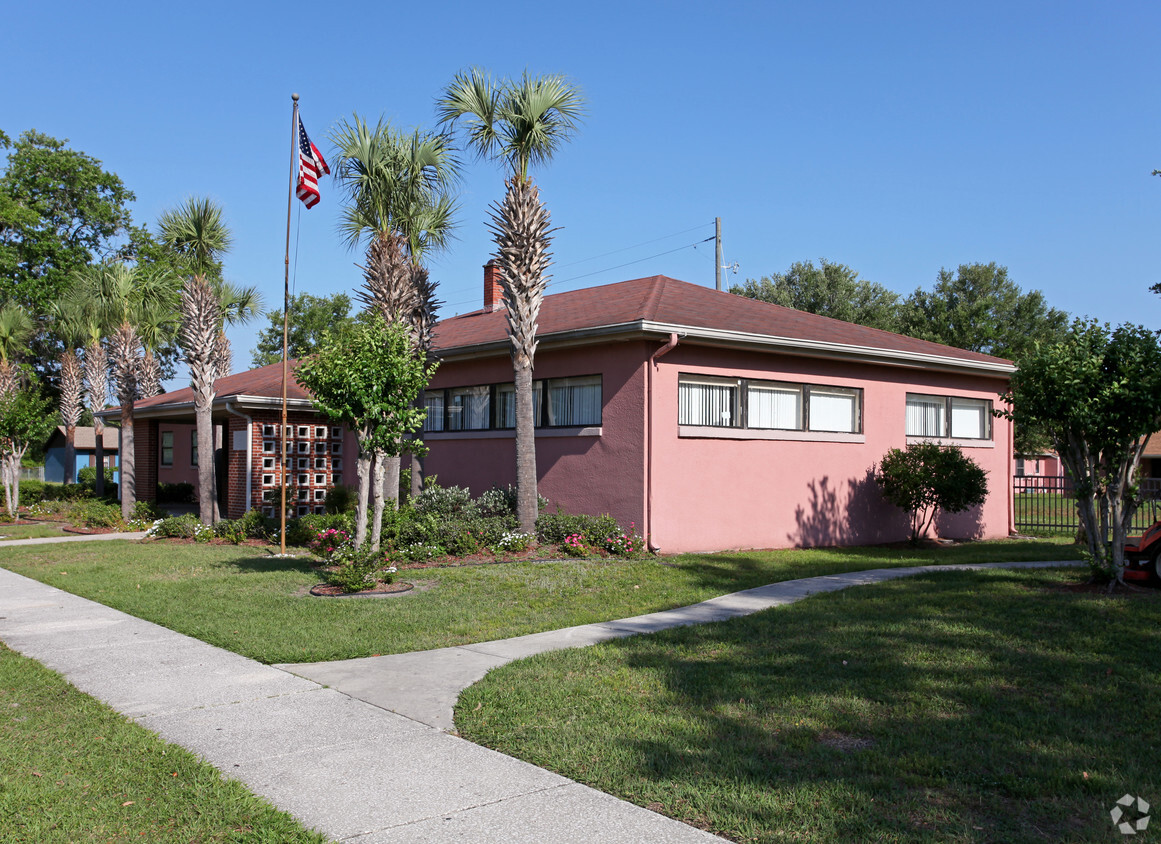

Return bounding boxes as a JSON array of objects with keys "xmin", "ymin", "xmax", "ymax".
[
  {"xmin": 0, "ymin": 530, "xmax": 147, "ymax": 546},
  {"xmin": 0, "ymin": 558, "xmax": 1077, "ymax": 843},
  {"xmin": 281, "ymin": 560, "xmax": 1081, "ymax": 732}
]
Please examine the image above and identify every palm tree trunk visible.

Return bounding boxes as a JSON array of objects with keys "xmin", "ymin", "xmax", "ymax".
[
  {"xmin": 94, "ymin": 420, "xmax": 105, "ymax": 497},
  {"xmin": 120, "ymin": 406, "xmax": 136, "ymax": 521},
  {"xmin": 64, "ymin": 429, "xmax": 76, "ymax": 485},
  {"xmin": 513, "ymin": 358, "xmax": 538, "ymax": 533},
  {"xmin": 195, "ymin": 403, "xmax": 215, "ymax": 524}
]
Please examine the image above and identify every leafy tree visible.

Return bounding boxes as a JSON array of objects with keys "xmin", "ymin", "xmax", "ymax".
[
  {"xmin": 439, "ymin": 68, "xmax": 585, "ymax": 533},
  {"xmin": 730, "ymin": 259, "xmax": 902, "ymax": 332},
  {"xmin": 876, "ymin": 442, "xmax": 989, "ymax": 543},
  {"xmin": 1000, "ymin": 320, "xmax": 1161, "ymax": 584},
  {"xmin": 900, "ymin": 263, "xmax": 1068, "ymax": 361},
  {"xmin": 295, "ymin": 315, "xmax": 436, "ymax": 549},
  {"xmin": 251, "ymin": 293, "xmax": 356, "ymax": 368},
  {"xmin": 0, "ymin": 130, "xmax": 135, "ymax": 377},
  {"xmin": 0, "ymin": 381, "xmax": 56, "ymax": 519}
]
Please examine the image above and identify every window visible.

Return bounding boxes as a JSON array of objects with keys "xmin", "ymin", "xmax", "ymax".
[
  {"xmin": 297, "ymin": 458, "xmax": 309, "ymax": 469},
  {"xmin": 315, "ymin": 427, "xmax": 327, "ymax": 438},
  {"xmin": 1015, "ymin": 457, "xmax": 1025, "ymax": 477},
  {"xmin": 262, "ymin": 474, "xmax": 274, "ymax": 486},
  {"xmin": 314, "ymin": 458, "xmax": 327, "ymax": 470},
  {"xmin": 263, "ymin": 457, "xmax": 275, "ymax": 470},
  {"xmin": 545, "ymin": 376, "xmax": 600, "ymax": 426},
  {"xmin": 315, "ymin": 442, "xmax": 327, "ymax": 453},
  {"xmin": 448, "ymin": 386, "xmax": 490, "ymax": 431},
  {"xmin": 262, "ymin": 425, "xmax": 276, "ymax": 437},
  {"xmin": 314, "ymin": 489, "xmax": 326, "ymax": 500},
  {"xmin": 190, "ymin": 430, "xmax": 198, "ymax": 466},
  {"xmin": 332, "ymin": 473, "xmax": 342, "ymax": 486},
  {"xmin": 263, "ymin": 441, "xmax": 275, "ymax": 454},
  {"xmin": 679, "ymin": 377, "xmax": 738, "ymax": 427},
  {"xmin": 424, "ymin": 392, "xmax": 445, "ymax": 432},
  {"xmin": 808, "ymin": 387, "xmax": 860, "ymax": 433},
  {"xmin": 331, "ymin": 427, "xmax": 342, "ymax": 439},
  {"xmin": 297, "ymin": 442, "xmax": 310, "ymax": 454},
  {"xmin": 906, "ymin": 394, "xmax": 991, "ymax": 440},
  {"xmin": 297, "ymin": 474, "xmax": 309, "ymax": 486},
  {"xmin": 679, "ymin": 375, "xmax": 861, "ymax": 434},
  {"xmin": 297, "ymin": 426, "xmax": 309, "ymax": 438},
  {"xmin": 314, "ymin": 474, "xmax": 325, "ymax": 485},
  {"xmin": 747, "ymin": 381, "xmax": 801, "ymax": 430},
  {"xmin": 160, "ymin": 432, "xmax": 174, "ymax": 466}
]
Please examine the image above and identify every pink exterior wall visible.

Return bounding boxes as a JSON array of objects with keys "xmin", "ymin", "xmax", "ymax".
[
  {"xmin": 646, "ymin": 345, "xmax": 1013, "ymax": 553},
  {"xmin": 156, "ymin": 423, "xmax": 199, "ymax": 486},
  {"xmin": 422, "ymin": 341, "xmax": 649, "ymax": 528}
]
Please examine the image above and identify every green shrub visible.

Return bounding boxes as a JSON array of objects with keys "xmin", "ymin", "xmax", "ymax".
[
  {"xmin": 286, "ymin": 513, "xmax": 352, "ymax": 548},
  {"xmin": 476, "ymin": 484, "xmax": 549, "ymax": 517},
  {"xmin": 536, "ymin": 512, "xmax": 621, "ymax": 546},
  {"xmin": 323, "ymin": 545, "xmax": 395, "ymax": 593},
  {"xmin": 157, "ymin": 482, "xmax": 195, "ymax": 504},
  {"xmin": 152, "ymin": 513, "xmax": 211, "ymax": 541},
  {"xmin": 413, "ymin": 481, "xmax": 478, "ymax": 518},
  {"xmin": 77, "ymin": 465, "xmax": 116, "ymax": 486},
  {"xmin": 19, "ymin": 479, "xmax": 45, "ymax": 505},
  {"xmin": 73, "ymin": 500, "xmax": 125, "ymax": 529},
  {"xmin": 324, "ymin": 484, "xmax": 357, "ymax": 514},
  {"xmin": 132, "ymin": 500, "xmax": 166, "ymax": 521},
  {"xmin": 876, "ymin": 443, "xmax": 989, "ymax": 542}
]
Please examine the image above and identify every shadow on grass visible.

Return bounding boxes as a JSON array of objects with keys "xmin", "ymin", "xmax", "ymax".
[
  {"xmin": 602, "ymin": 568, "xmax": 1161, "ymax": 840},
  {"xmin": 221, "ymin": 553, "xmax": 320, "ymax": 576}
]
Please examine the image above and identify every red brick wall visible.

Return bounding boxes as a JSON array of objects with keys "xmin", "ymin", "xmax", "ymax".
[{"xmin": 233, "ymin": 409, "xmax": 349, "ymax": 519}]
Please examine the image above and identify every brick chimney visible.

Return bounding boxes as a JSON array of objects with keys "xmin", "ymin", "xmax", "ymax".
[{"xmin": 483, "ymin": 260, "xmax": 505, "ymax": 312}]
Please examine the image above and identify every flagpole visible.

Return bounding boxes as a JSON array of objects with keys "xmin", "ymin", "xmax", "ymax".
[{"xmin": 280, "ymin": 93, "xmax": 298, "ymax": 556}]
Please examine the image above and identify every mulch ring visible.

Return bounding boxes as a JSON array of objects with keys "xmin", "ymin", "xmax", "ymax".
[{"xmin": 309, "ymin": 581, "xmax": 415, "ymax": 598}]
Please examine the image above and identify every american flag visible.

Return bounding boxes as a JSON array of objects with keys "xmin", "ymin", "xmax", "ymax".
[{"xmin": 296, "ymin": 116, "xmax": 330, "ymax": 209}]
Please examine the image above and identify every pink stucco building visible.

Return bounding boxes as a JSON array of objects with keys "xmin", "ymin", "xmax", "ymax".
[
  {"xmin": 421, "ymin": 270, "xmax": 1015, "ymax": 553},
  {"xmin": 115, "ymin": 270, "xmax": 1015, "ymax": 552}
]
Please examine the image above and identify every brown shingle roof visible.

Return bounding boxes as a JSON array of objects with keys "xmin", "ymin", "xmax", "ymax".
[
  {"xmin": 432, "ymin": 275, "xmax": 1011, "ymax": 367},
  {"xmin": 132, "ymin": 360, "xmax": 309, "ymax": 410}
]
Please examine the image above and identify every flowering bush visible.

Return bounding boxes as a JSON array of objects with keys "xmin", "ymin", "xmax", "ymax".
[
  {"xmin": 561, "ymin": 533, "xmax": 588, "ymax": 557},
  {"xmin": 311, "ymin": 527, "xmax": 350, "ymax": 561},
  {"xmin": 494, "ymin": 531, "xmax": 534, "ymax": 553},
  {"xmin": 323, "ymin": 544, "xmax": 397, "ymax": 593},
  {"xmin": 402, "ymin": 542, "xmax": 443, "ymax": 562},
  {"xmin": 603, "ymin": 523, "xmax": 646, "ymax": 557}
]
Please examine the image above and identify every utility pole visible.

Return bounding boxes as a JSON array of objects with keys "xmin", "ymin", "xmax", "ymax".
[{"xmin": 715, "ymin": 217, "xmax": 723, "ymax": 291}]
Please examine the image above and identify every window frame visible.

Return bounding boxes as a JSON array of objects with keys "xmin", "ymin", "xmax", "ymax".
[
  {"xmin": 160, "ymin": 431, "xmax": 174, "ymax": 466},
  {"xmin": 678, "ymin": 374, "xmax": 863, "ymax": 435},
  {"xmin": 424, "ymin": 375, "xmax": 603, "ymax": 432},
  {"xmin": 905, "ymin": 393, "xmax": 993, "ymax": 441},
  {"xmin": 190, "ymin": 430, "xmax": 198, "ymax": 466}
]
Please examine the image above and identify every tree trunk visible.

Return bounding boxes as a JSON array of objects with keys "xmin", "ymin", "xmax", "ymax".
[
  {"xmin": 94, "ymin": 419, "xmax": 105, "ymax": 497},
  {"xmin": 64, "ymin": 427, "xmax": 76, "ymax": 485},
  {"xmin": 513, "ymin": 357, "xmax": 538, "ymax": 533},
  {"xmin": 120, "ymin": 407, "xmax": 136, "ymax": 521},
  {"xmin": 2, "ymin": 450, "xmax": 14, "ymax": 518},
  {"xmin": 410, "ymin": 451, "xmax": 423, "ymax": 499},
  {"xmin": 195, "ymin": 403, "xmax": 215, "ymax": 524},
  {"xmin": 371, "ymin": 453, "xmax": 386, "ymax": 552},
  {"xmin": 354, "ymin": 439, "xmax": 372, "ymax": 548},
  {"xmin": 11, "ymin": 445, "xmax": 26, "ymax": 520}
]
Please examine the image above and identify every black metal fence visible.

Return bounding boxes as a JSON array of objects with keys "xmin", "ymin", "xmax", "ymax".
[{"xmin": 1013, "ymin": 476, "xmax": 1161, "ymax": 534}]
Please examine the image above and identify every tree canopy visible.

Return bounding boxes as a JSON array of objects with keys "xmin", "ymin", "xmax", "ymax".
[
  {"xmin": 900, "ymin": 262, "xmax": 1069, "ymax": 360},
  {"xmin": 251, "ymin": 292, "xmax": 357, "ymax": 368},
  {"xmin": 730, "ymin": 259, "xmax": 902, "ymax": 332},
  {"xmin": 0, "ymin": 130, "xmax": 135, "ymax": 316},
  {"xmin": 1001, "ymin": 319, "xmax": 1161, "ymax": 582}
]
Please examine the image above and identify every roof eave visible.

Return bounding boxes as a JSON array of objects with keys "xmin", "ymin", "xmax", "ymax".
[
  {"xmin": 98, "ymin": 394, "xmax": 317, "ymax": 421},
  {"xmin": 434, "ymin": 319, "xmax": 1016, "ymax": 376}
]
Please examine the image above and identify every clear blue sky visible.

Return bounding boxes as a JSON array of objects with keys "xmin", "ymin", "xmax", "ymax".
[{"xmin": 4, "ymin": 1, "xmax": 1158, "ymax": 387}]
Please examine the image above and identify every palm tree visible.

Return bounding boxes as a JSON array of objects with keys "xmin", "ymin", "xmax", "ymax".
[
  {"xmin": 330, "ymin": 115, "xmax": 456, "ymax": 548},
  {"xmin": 438, "ymin": 69, "xmax": 585, "ymax": 532},
  {"xmin": 0, "ymin": 303, "xmax": 34, "ymax": 400},
  {"xmin": 71, "ymin": 262, "xmax": 179, "ymax": 519},
  {"xmin": 159, "ymin": 198, "xmax": 260, "ymax": 524},
  {"xmin": 48, "ymin": 299, "xmax": 88, "ymax": 484}
]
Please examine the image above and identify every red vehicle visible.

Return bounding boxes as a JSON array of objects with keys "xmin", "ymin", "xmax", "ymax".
[{"xmin": 1123, "ymin": 520, "xmax": 1161, "ymax": 585}]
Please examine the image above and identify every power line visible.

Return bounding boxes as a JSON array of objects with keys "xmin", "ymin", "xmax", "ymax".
[
  {"xmin": 557, "ymin": 222, "xmax": 712, "ymax": 268},
  {"xmin": 556, "ymin": 237, "xmax": 715, "ymax": 285}
]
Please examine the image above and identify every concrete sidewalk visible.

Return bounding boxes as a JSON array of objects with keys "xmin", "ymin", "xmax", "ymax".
[
  {"xmin": 0, "ymin": 530, "xmax": 147, "ymax": 546},
  {"xmin": 0, "ymin": 559, "xmax": 1078, "ymax": 842},
  {"xmin": 282, "ymin": 560, "xmax": 1081, "ymax": 731}
]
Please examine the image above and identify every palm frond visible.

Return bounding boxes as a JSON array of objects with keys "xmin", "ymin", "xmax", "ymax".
[
  {"xmin": 157, "ymin": 197, "xmax": 233, "ymax": 276},
  {"xmin": 437, "ymin": 68, "xmax": 502, "ymax": 161},
  {"xmin": 0, "ymin": 302, "xmax": 35, "ymax": 366}
]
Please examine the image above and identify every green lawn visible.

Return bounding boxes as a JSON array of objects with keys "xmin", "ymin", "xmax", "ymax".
[
  {"xmin": 456, "ymin": 567, "xmax": 1161, "ymax": 843},
  {"xmin": 0, "ymin": 522, "xmax": 70, "ymax": 541},
  {"xmin": 0, "ymin": 643, "xmax": 327, "ymax": 843},
  {"xmin": 0, "ymin": 538, "xmax": 1079, "ymax": 664}
]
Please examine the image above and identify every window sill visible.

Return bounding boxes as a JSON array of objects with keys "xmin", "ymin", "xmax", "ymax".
[
  {"xmin": 679, "ymin": 426, "xmax": 864, "ymax": 443},
  {"xmin": 425, "ymin": 426, "xmax": 602, "ymax": 441},
  {"xmin": 906, "ymin": 436, "xmax": 994, "ymax": 449}
]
